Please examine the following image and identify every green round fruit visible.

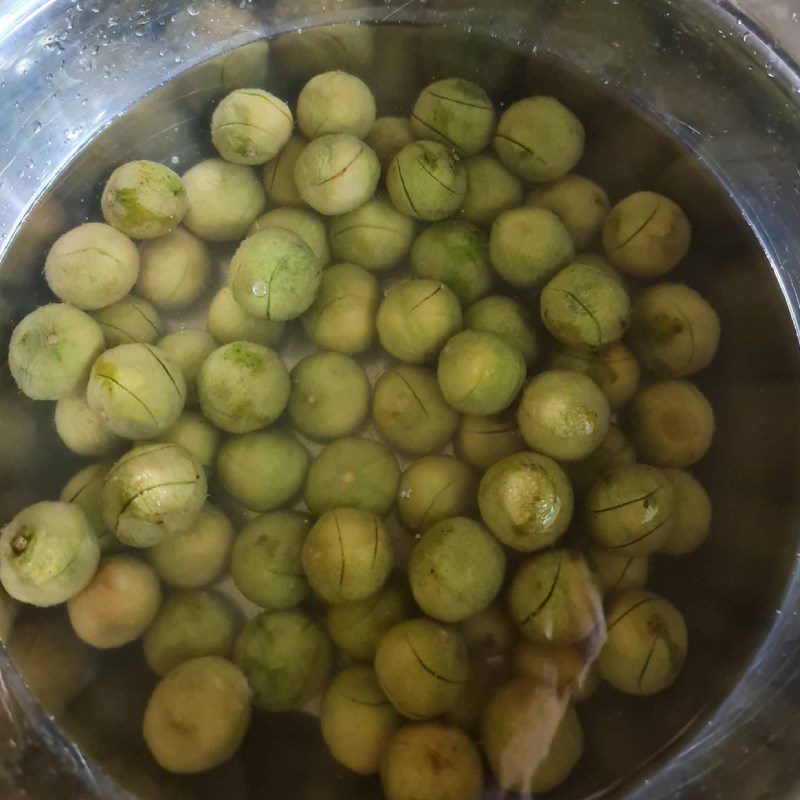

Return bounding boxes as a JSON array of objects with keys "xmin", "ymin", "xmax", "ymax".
[
  {"xmin": 660, "ymin": 468, "xmax": 712, "ymax": 556},
  {"xmin": 459, "ymin": 154, "xmax": 523, "ymax": 227},
  {"xmin": 377, "ymin": 280, "xmax": 463, "ymax": 364},
  {"xmin": 301, "ymin": 263, "xmax": 381, "ymax": 354},
  {"xmin": 562, "ymin": 423, "xmax": 636, "ymax": 495},
  {"xmin": 409, "ymin": 221, "xmax": 492, "ymax": 305},
  {"xmin": 387, "ymin": 141, "xmax": 467, "ymax": 222},
  {"xmin": 627, "ymin": 283, "xmax": 720, "ymax": 377},
  {"xmin": 374, "ymin": 618, "xmax": 468, "ymax": 719},
  {"xmin": 55, "ymin": 395, "xmax": 121, "ymax": 457},
  {"xmin": 397, "ymin": 456, "xmax": 477, "ymax": 532},
  {"xmin": 294, "ymin": 134, "xmax": 380, "ymax": 215},
  {"xmin": 0, "ymin": 501, "xmax": 100, "ymax": 607},
  {"xmin": 507, "ymin": 550, "xmax": 602, "ymax": 644},
  {"xmin": 144, "ymin": 410, "xmax": 221, "ymax": 474},
  {"xmin": 229, "ymin": 227, "xmax": 322, "ymax": 321},
  {"xmin": 9, "ymin": 304, "xmax": 104, "ymax": 401},
  {"xmin": 302, "ymin": 508, "xmax": 394, "ymax": 604},
  {"xmin": 630, "ymin": 380, "xmax": 714, "ymax": 467},
  {"xmin": 454, "ymin": 409, "xmax": 525, "ymax": 471},
  {"xmin": 211, "ymin": 89, "xmax": 293, "ymax": 165},
  {"xmin": 143, "ymin": 589, "xmax": 238, "ymax": 676},
  {"xmin": 329, "ymin": 195, "xmax": 415, "ymax": 272},
  {"xmin": 411, "ymin": 78, "xmax": 495, "ymax": 155},
  {"xmin": 540, "ymin": 262, "xmax": 631, "ymax": 348},
  {"xmin": 478, "ymin": 452, "xmax": 573, "ymax": 552},
  {"xmin": 289, "ymin": 351, "xmax": 370, "ymax": 441},
  {"xmin": 197, "ymin": 341, "xmax": 290, "ymax": 434},
  {"xmin": 381, "ymin": 722, "xmax": 483, "ymax": 800},
  {"xmin": 262, "ymin": 133, "xmax": 307, "ymax": 207},
  {"xmin": 326, "ymin": 577, "xmax": 415, "ymax": 661},
  {"xmin": 231, "ymin": 511, "xmax": 311, "ymax": 609},
  {"xmin": 182, "ymin": 159, "xmax": 267, "ymax": 242},
  {"xmin": 217, "ymin": 431, "xmax": 309, "ymax": 513},
  {"xmin": 304, "ymin": 437, "xmax": 400, "ymax": 516},
  {"xmin": 409, "ymin": 517, "xmax": 505, "ymax": 623},
  {"xmin": 101, "ymin": 160, "xmax": 187, "ymax": 239},
  {"xmin": 157, "ymin": 329, "xmax": 216, "ymax": 405},
  {"xmin": 297, "ymin": 70, "xmax": 376, "ymax": 139},
  {"xmin": 86, "ymin": 343, "xmax": 186, "ymax": 440},
  {"xmin": 494, "ymin": 96, "xmax": 585, "ymax": 181},
  {"xmin": 585, "ymin": 464, "xmax": 674, "ymax": 556},
  {"xmin": 438, "ymin": 330, "xmax": 526, "ymax": 415},
  {"xmin": 206, "ymin": 287, "xmax": 285, "ymax": 346},
  {"xmin": 586, "ymin": 548, "xmax": 648, "ymax": 597},
  {"xmin": 603, "ymin": 192, "xmax": 691, "ymax": 278},
  {"xmin": 527, "ymin": 175, "xmax": 609, "ymax": 249},
  {"xmin": 44, "ymin": 222, "xmax": 139, "ymax": 310},
  {"xmin": 137, "ymin": 228, "xmax": 211, "ymax": 310},
  {"xmin": 365, "ymin": 116, "xmax": 414, "ymax": 171},
  {"xmin": 598, "ymin": 590, "xmax": 687, "ymax": 695},
  {"xmin": 143, "ymin": 656, "xmax": 251, "ymax": 774},
  {"xmin": 463, "ymin": 295, "xmax": 539, "ymax": 364},
  {"xmin": 489, "ymin": 207, "xmax": 575, "ymax": 288},
  {"xmin": 103, "ymin": 443, "xmax": 207, "ymax": 548},
  {"xmin": 234, "ymin": 609, "xmax": 332, "ymax": 710},
  {"xmin": 60, "ymin": 464, "xmax": 117, "ymax": 554},
  {"xmin": 373, "ymin": 364, "xmax": 459, "ymax": 456},
  {"xmin": 547, "ymin": 342, "xmax": 640, "ymax": 408},
  {"xmin": 248, "ymin": 206, "xmax": 331, "ymax": 266},
  {"xmin": 517, "ymin": 369, "xmax": 610, "ymax": 461},
  {"xmin": 147, "ymin": 504, "xmax": 234, "ymax": 589},
  {"xmin": 93, "ymin": 296, "xmax": 162, "ymax": 346}
]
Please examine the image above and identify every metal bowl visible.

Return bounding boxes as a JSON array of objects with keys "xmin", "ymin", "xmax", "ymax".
[{"xmin": 1, "ymin": 1, "xmax": 800, "ymax": 798}]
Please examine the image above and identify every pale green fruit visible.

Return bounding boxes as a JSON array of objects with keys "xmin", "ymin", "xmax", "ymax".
[{"xmin": 93, "ymin": 296, "xmax": 163, "ymax": 346}]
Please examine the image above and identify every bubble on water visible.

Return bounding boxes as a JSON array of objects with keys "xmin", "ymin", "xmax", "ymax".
[
  {"xmin": 170, "ymin": 155, "xmax": 180, "ymax": 165},
  {"xmin": 252, "ymin": 281, "xmax": 268, "ymax": 298},
  {"xmin": 187, "ymin": 4, "xmax": 200, "ymax": 15},
  {"xmin": 399, "ymin": 489, "xmax": 414, "ymax": 500}
]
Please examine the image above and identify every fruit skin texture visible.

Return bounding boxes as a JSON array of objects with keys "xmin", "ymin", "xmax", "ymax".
[
  {"xmin": 9, "ymin": 304, "xmax": 105, "ymax": 401},
  {"xmin": 143, "ymin": 656, "xmax": 252, "ymax": 774},
  {"xmin": 381, "ymin": 722, "xmax": 484, "ymax": 800},
  {"xmin": 408, "ymin": 517, "xmax": 506, "ymax": 623},
  {"xmin": 0, "ymin": 501, "xmax": 100, "ymax": 607},
  {"xmin": 102, "ymin": 443, "xmax": 207, "ymax": 548},
  {"xmin": 86, "ymin": 343, "xmax": 186, "ymax": 440}
]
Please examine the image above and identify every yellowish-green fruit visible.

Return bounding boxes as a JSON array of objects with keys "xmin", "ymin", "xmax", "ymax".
[
  {"xmin": 562, "ymin": 423, "xmax": 636, "ymax": 494},
  {"xmin": 262, "ymin": 133, "xmax": 307, "ymax": 207},
  {"xmin": 320, "ymin": 665, "xmax": 400, "ymax": 775},
  {"xmin": 101, "ymin": 160, "xmax": 187, "ymax": 239},
  {"xmin": 409, "ymin": 517, "xmax": 505, "ymax": 623},
  {"xmin": 137, "ymin": 228, "xmax": 211, "ymax": 310},
  {"xmin": 55, "ymin": 395, "xmax": 121, "ymax": 457},
  {"xmin": 143, "ymin": 656, "xmax": 251, "ymax": 773},
  {"xmin": 60, "ymin": 463, "xmax": 118, "ymax": 554},
  {"xmin": 527, "ymin": 175, "xmax": 609, "ymax": 249},
  {"xmin": 365, "ymin": 116, "xmax": 414, "ymax": 171},
  {"xmin": 326, "ymin": 577, "xmax": 415, "ymax": 661},
  {"xmin": 103, "ymin": 443, "xmax": 207, "ymax": 548},
  {"xmin": 182, "ymin": 159, "xmax": 267, "ymax": 242},
  {"xmin": 459, "ymin": 154, "xmax": 523, "ymax": 227},
  {"xmin": 233, "ymin": 609, "xmax": 332, "ymax": 711},
  {"xmin": 211, "ymin": 89, "xmax": 293, "ymax": 165},
  {"xmin": 517, "ymin": 369, "xmax": 610, "ymax": 462},
  {"xmin": 455, "ymin": 409, "xmax": 525, "ymax": 471},
  {"xmin": 587, "ymin": 547, "xmax": 648, "ymax": 596},
  {"xmin": 147, "ymin": 504, "xmax": 234, "ymax": 589},
  {"xmin": 478, "ymin": 452, "xmax": 573, "ymax": 552},
  {"xmin": 494, "ymin": 96, "xmax": 585, "ymax": 181},
  {"xmin": 302, "ymin": 508, "xmax": 394, "ymax": 604},
  {"xmin": 93, "ymin": 296, "xmax": 162, "ymax": 346},
  {"xmin": 507, "ymin": 550, "xmax": 603, "ymax": 645},
  {"xmin": 660, "ymin": 468, "xmax": 712, "ymax": 555},
  {"xmin": 45, "ymin": 222, "xmax": 139, "ymax": 310},
  {"xmin": 381, "ymin": 722, "xmax": 483, "ymax": 800},
  {"xmin": 206, "ymin": 287, "xmax": 285, "ymax": 346},
  {"xmin": 143, "ymin": 410, "xmax": 221, "ymax": 474},
  {"xmin": 374, "ymin": 618, "xmax": 468, "ymax": 719},
  {"xmin": 603, "ymin": 191, "xmax": 691, "ymax": 277},
  {"xmin": 630, "ymin": 380, "xmax": 714, "ymax": 467},
  {"xmin": 459, "ymin": 602, "xmax": 516, "ymax": 657},
  {"xmin": 86, "ymin": 343, "xmax": 186, "ymax": 440},
  {"xmin": 68, "ymin": 555, "xmax": 161, "ymax": 648},
  {"xmin": 586, "ymin": 464, "xmax": 674, "ymax": 556},
  {"xmin": 8, "ymin": 303, "xmax": 104, "ymax": 401},
  {"xmin": 598, "ymin": 590, "xmax": 688, "ymax": 695},
  {"xmin": 231, "ymin": 511, "xmax": 311, "ymax": 609},
  {"xmin": 0, "ymin": 501, "xmax": 100, "ymax": 607},
  {"xmin": 248, "ymin": 206, "xmax": 331, "ymax": 266},
  {"xmin": 297, "ymin": 70, "xmax": 376, "ymax": 139},
  {"xmin": 482, "ymin": 679, "xmax": 584, "ymax": 793},
  {"xmin": 157, "ymin": 329, "xmax": 216, "ymax": 405},
  {"xmin": 142, "ymin": 590, "xmax": 239, "ymax": 676},
  {"xmin": 463, "ymin": 295, "xmax": 539, "ymax": 365}
]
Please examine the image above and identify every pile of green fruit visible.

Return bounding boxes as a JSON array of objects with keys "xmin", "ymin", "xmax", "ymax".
[{"xmin": 2, "ymin": 64, "xmax": 719, "ymax": 797}]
